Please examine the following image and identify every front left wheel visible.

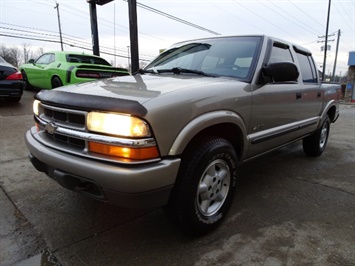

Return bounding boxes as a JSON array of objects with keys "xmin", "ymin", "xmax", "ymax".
[{"xmin": 166, "ymin": 136, "xmax": 238, "ymax": 236}]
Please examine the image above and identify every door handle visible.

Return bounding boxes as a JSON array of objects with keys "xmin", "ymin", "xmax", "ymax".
[{"xmin": 296, "ymin": 92, "xmax": 302, "ymax": 99}]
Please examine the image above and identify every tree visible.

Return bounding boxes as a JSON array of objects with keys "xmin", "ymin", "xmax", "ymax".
[
  {"xmin": 29, "ymin": 47, "xmax": 44, "ymax": 61},
  {"xmin": 22, "ymin": 42, "xmax": 31, "ymax": 64},
  {"xmin": 9, "ymin": 47, "xmax": 21, "ymax": 67},
  {"xmin": 0, "ymin": 44, "xmax": 21, "ymax": 67}
]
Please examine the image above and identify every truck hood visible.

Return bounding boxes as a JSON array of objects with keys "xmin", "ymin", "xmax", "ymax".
[
  {"xmin": 58, "ymin": 74, "xmax": 234, "ymax": 102},
  {"xmin": 35, "ymin": 74, "xmax": 246, "ymax": 116}
]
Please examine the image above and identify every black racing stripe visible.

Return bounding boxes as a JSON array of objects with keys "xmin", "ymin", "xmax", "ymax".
[
  {"xmin": 35, "ymin": 90, "xmax": 147, "ymax": 116},
  {"xmin": 66, "ymin": 66, "xmax": 76, "ymax": 83}
]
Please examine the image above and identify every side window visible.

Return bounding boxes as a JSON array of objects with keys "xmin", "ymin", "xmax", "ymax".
[
  {"xmin": 296, "ymin": 52, "xmax": 317, "ymax": 83},
  {"xmin": 35, "ymin": 53, "xmax": 54, "ymax": 64},
  {"xmin": 269, "ymin": 44, "xmax": 293, "ymax": 63},
  {"xmin": 49, "ymin": 53, "xmax": 55, "ymax": 64}
]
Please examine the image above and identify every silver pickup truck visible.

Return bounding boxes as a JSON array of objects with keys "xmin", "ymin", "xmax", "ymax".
[{"xmin": 25, "ymin": 35, "xmax": 340, "ymax": 235}]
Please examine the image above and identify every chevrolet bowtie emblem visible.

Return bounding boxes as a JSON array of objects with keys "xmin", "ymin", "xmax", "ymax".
[{"xmin": 45, "ymin": 122, "xmax": 58, "ymax": 135}]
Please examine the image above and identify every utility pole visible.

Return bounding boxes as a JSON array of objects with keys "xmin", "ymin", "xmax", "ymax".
[
  {"xmin": 54, "ymin": 2, "xmax": 64, "ymax": 51},
  {"xmin": 322, "ymin": 0, "xmax": 331, "ymax": 81},
  {"xmin": 318, "ymin": 34, "xmax": 334, "ymax": 80},
  {"xmin": 332, "ymin": 29, "xmax": 341, "ymax": 81}
]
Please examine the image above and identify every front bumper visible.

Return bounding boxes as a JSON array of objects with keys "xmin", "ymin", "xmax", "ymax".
[{"xmin": 25, "ymin": 130, "xmax": 181, "ymax": 208}]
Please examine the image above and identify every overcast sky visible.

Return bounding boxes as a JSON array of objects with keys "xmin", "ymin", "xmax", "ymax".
[{"xmin": 0, "ymin": 0, "xmax": 354, "ymax": 76}]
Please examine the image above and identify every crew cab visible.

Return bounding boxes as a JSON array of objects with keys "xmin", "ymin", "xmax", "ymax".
[{"xmin": 25, "ymin": 35, "xmax": 340, "ymax": 235}]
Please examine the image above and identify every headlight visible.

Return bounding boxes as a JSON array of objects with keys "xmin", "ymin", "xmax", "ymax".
[
  {"xmin": 87, "ymin": 112, "xmax": 151, "ymax": 137},
  {"xmin": 33, "ymin": 100, "xmax": 40, "ymax": 116}
]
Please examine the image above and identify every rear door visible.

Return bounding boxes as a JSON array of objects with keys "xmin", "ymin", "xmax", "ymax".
[{"xmin": 293, "ymin": 47, "xmax": 323, "ymax": 137}]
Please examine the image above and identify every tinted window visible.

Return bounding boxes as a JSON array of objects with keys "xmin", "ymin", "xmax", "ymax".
[
  {"xmin": 36, "ymin": 53, "xmax": 55, "ymax": 64},
  {"xmin": 145, "ymin": 36, "xmax": 262, "ymax": 80},
  {"xmin": 269, "ymin": 44, "xmax": 293, "ymax": 63},
  {"xmin": 66, "ymin": 54, "xmax": 110, "ymax": 65},
  {"xmin": 296, "ymin": 52, "xmax": 317, "ymax": 83}
]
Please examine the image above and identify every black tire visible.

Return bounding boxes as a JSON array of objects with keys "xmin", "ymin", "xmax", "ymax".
[
  {"xmin": 8, "ymin": 96, "xmax": 21, "ymax": 102},
  {"xmin": 166, "ymin": 136, "xmax": 238, "ymax": 236},
  {"xmin": 303, "ymin": 116, "xmax": 331, "ymax": 157},
  {"xmin": 51, "ymin": 76, "xmax": 63, "ymax": 89},
  {"xmin": 21, "ymin": 70, "xmax": 32, "ymax": 91}
]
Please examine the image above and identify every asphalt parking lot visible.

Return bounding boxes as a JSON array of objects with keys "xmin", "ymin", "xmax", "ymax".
[{"xmin": 1, "ymin": 90, "xmax": 354, "ymax": 266}]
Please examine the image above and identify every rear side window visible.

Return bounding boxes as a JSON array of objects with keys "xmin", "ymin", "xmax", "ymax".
[{"xmin": 295, "ymin": 52, "xmax": 318, "ymax": 83}]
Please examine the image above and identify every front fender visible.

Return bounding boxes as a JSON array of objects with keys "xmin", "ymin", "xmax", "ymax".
[{"xmin": 168, "ymin": 110, "xmax": 248, "ymax": 156}]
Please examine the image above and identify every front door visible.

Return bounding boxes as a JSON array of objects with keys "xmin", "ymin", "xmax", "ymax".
[{"xmin": 247, "ymin": 41, "xmax": 302, "ymax": 158}]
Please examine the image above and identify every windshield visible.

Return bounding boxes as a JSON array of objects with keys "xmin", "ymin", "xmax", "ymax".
[{"xmin": 145, "ymin": 36, "xmax": 262, "ymax": 81}]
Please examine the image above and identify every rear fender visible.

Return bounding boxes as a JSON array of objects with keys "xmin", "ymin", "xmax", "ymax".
[{"xmin": 320, "ymin": 100, "xmax": 339, "ymax": 124}]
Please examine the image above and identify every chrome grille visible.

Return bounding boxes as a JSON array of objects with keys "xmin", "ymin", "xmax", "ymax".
[
  {"xmin": 38, "ymin": 103, "xmax": 87, "ymax": 130},
  {"xmin": 43, "ymin": 108, "xmax": 85, "ymax": 126},
  {"xmin": 47, "ymin": 132, "xmax": 86, "ymax": 148},
  {"xmin": 37, "ymin": 103, "xmax": 87, "ymax": 150}
]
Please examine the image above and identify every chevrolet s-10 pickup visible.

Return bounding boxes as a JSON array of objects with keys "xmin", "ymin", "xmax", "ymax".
[{"xmin": 25, "ymin": 35, "xmax": 340, "ymax": 235}]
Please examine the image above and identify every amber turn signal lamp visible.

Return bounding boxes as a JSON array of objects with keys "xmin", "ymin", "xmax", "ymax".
[{"xmin": 88, "ymin": 142, "xmax": 159, "ymax": 160}]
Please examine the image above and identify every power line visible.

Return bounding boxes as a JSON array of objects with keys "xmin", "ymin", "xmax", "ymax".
[
  {"xmin": 260, "ymin": 0, "xmax": 324, "ymax": 36},
  {"xmin": 332, "ymin": 2, "xmax": 354, "ymax": 32},
  {"xmin": 1, "ymin": 32, "xmax": 152, "ymax": 62},
  {"xmin": 231, "ymin": 0, "xmax": 304, "ymax": 43},
  {"xmin": 287, "ymin": 0, "xmax": 325, "ymax": 29},
  {"xmin": 122, "ymin": 0, "xmax": 221, "ymax": 36},
  {"xmin": 208, "ymin": 2, "xmax": 266, "ymax": 33},
  {"xmin": 0, "ymin": 22, "xmax": 156, "ymax": 59},
  {"xmin": 0, "ymin": 30, "xmax": 154, "ymax": 61}
]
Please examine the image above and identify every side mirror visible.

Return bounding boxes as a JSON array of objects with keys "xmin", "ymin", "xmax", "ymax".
[
  {"xmin": 28, "ymin": 59, "xmax": 35, "ymax": 64},
  {"xmin": 261, "ymin": 62, "xmax": 299, "ymax": 83}
]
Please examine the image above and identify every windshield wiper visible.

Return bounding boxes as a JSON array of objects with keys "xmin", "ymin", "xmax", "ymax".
[
  {"xmin": 135, "ymin": 69, "xmax": 158, "ymax": 75},
  {"xmin": 157, "ymin": 67, "xmax": 218, "ymax": 77}
]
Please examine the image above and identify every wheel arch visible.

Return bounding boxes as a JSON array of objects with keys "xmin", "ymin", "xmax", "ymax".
[
  {"xmin": 51, "ymin": 74, "xmax": 62, "ymax": 82},
  {"xmin": 327, "ymin": 105, "xmax": 337, "ymax": 122},
  {"xmin": 51, "ymin": 74, "xmax": 63, "ymax": 88},
  {"xmin": 168, "ymin": 111, "xmax": 247, "ymax": 160},
  {"xmin": 21, "ymin": 69, "xmax": 30, "ymax": 81},
  {"xmin": 321, "ymin": 100, "xmax": 339, "ymax": 123}
]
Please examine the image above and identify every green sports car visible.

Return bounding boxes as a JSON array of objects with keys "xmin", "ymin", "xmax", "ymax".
[{"xmin": 19, "ymin": 51, "xmax": 129, "ymax": 90}]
